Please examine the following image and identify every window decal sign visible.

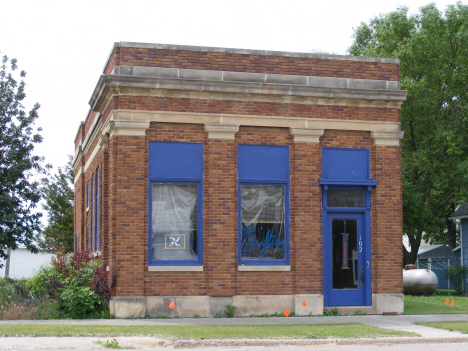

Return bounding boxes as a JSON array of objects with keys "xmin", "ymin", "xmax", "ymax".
[
  {"xmin": 165, "ymin": 234, "xmax": 186, "ymax": 250},
  {"xmin": 243, "ymin": 229, "xmax": 284, "ymax": 258},
  {"xmin": 342, "ymin": 233, "xmax": 349, "ymax": 269}
]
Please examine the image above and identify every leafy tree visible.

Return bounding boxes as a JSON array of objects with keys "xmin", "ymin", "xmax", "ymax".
[
  {"xmin": 0, "ymin": 54, "xmax": 47, "ymax": 265},
  {"xmin": 445, "ymin": 262, "xmax": 468, "ymax": 295},
  {"xmin": 38, "ymin": 156, "xmax": 74, "ymax": 253},
  {"xmin": 349, "ymin": 2, "xmax": 468, "ymax": 265}
]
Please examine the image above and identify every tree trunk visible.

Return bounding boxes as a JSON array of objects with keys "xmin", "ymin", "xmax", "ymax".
[
  {"xmin": 403, "ymin": 245, "xmax": 412, "ymax": 267},
  {"xmin": 403, "ymin": 228, "xmax": 424, "ymax": 266}
]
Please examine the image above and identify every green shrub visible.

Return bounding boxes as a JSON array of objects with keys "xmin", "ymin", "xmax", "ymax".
[
  {"xmin": 48, "ymin": 249, "xmax": 114, "ymax": 318},
  {"xmin": 59, "ymin": 282, "xmax": 105, "ymax": 319},
  {"xmin": 225, "ymin": 304, "xmax": 236, "ymax": 318},
  {"xmin": 27, "ymin": 265, "xmax": 61, "ymax": 299},
  {"xmin": 445, "ymin": 262, "xmax": 468, "ymax": 296},
  {"xmin": 322, "ymin": 308, "xmax": 340, "ymax": 316},
  {"xmin": 1, "ymin": 248, "xmax": 116, "ymax": 320}
]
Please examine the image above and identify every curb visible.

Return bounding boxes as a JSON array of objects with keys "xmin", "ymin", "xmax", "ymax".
[{"xmin": 173, "ymin": 336, "xmax": 468, "ymax": 348}]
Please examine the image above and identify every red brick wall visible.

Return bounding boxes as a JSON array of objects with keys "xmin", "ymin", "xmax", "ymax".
[
  {"xmin": 83, "ymin": 111, "xmax": 99, "ymax": 139},
  {"xmin": 374, "ymin": 146, "xmax": 403, "ymax": 294},
  {"xmin": 102, "ymin": 96, "xmax": 400, "ymax": 123},
  {"xmin": 79, "ymin": 123, "xmax": 403, "ymax": 298},
  {"xmin": 292, "ymin": 142, "xmax": 322, "ymax": 294},
  {"xmin": 104, "ymin": 47, "xmax": 399, "ymax": 81}
]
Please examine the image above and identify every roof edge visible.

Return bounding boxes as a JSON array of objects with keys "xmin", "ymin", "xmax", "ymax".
[{"xmin": 111, "ymin": 41, "xmax": 400, "ymax": 65}]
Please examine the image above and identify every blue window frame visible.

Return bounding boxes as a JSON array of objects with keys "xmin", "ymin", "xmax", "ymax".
[
  {"xmin": 86, "ymin": 180, "xmax": 89, "ymax": 208},
  {"xmin": 148, "ymin": 142, "xmax": 203, "ymax": 266},
  {"xmin": 95, "ymin": 168, "xmax": 99, "ymax": 252},
  {"xmin": 90, "ymin": 173, "xmax": 94, "ymax": 251},
  {"xmin": 238, "ymin": 144, "xmax": 290, "ymax": 266}
]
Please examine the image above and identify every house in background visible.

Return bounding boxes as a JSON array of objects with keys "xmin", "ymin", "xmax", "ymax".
[
  {"xmin": 416, "ymin": 244, "xmax": 459, "ymax": 290},
  {"xmin": 449, "ymin": 203, "xmax": 468, "ymax": 288},
  {"xmin": 0, "ymin": 247, "xmax": 54, "ymax": 279}
]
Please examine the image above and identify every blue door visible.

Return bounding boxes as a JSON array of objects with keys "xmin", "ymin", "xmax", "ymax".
[{"xmin": 324, "ymin": 212, "xmax": 370, "ymax": 306}]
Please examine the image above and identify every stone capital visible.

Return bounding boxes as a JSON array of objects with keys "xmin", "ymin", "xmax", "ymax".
[
  {"xmin": 204, "ymin": 124, "xmax": 239, "ymax": 140},
  {"xmin": 99, "ymin": 134, "xmax": 109, "ymax": 150},
  {"xmin": 371, "ymin": 131, "xmax": 404, "ymax": 146},
  {"xmin": 104, "ymin": 120, "xmax": 151, "ymax": 138},
  {"xmin": 289, "ymin": 128, "xmax": 324, "ymax": 143}
]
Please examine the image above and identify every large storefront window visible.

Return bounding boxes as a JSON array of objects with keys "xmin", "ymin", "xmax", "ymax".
[
  {"xmin": 240, "ymin": 185, "xmax": 285, "ymax": 260},
  {"xmin": 151, "ymin": 183, "xmax": 199, "ymax": 261},
  {"xmin": 148, "ymin": 142, "xmax": 203, "ymax": 266},
  {"xmin": 238, "ymin": 144, "xmax": 289, "ymax": 266}
]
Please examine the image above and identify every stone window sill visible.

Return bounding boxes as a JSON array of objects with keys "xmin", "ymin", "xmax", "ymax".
[
  {"xmin": 148, "ymin": 266, "xmax": 203, "ymax": 272},
  {"xmin": 238, "ymin": 265, "xmax": 290, "ymax": 272}
]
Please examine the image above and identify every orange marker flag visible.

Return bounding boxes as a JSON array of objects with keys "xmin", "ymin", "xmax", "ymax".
[
  {"xmin": 168, "ymin": 301, "xmax": 175, "ymax": 309},
  {"xmin": 445, "ymin": 298, "xmax": 449, "ymax": 304},
  {"xmin": 283, "ymin": 310, "xmax": 290, "ymax": 317},
  {"xmin": 451, "ymin": 300, "xmax": 455, "ymax": 306},
  {"xmin": 302, "ymin": 300, "xmax": 307, "ymax": 307}
]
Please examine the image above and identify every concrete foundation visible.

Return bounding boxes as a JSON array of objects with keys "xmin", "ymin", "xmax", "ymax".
[
  {"xmin": 232, "ymin": 295, "xmax": 294, "ymax": 316},
  {"xmin": 372, "ymin": 293, "xmax": 404, "ymax": 314},
  {"xmin": 109, "ymin": 293, "xmax": 403, "ymax": 318},
  {"xmin": 294, "ymin": 294, "xmax": 324, "ymax": 316}
]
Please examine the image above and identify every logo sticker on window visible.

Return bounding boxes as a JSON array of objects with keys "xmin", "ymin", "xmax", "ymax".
[{"xmin": 165, "ymin": 234, "xmax": 186, "ymax": 249}]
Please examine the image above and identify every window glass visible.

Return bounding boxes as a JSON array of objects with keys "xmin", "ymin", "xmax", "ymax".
[
  {"xmin": 327, "ymin": 190, "xmax": 364, "ymax": 208},
  {"xmin": 240, "ymin": 185, "xmax": 285, "ymax": 260},
  {"xmin": 332, "ymin": 219, "xmax": 358, "ymax": 290},
  {"xmin": 151, "ymin": 183, "xmax": 198, "ymax": 261}
]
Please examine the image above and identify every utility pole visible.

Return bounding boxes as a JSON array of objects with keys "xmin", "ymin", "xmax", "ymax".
[{"xmin": 5, "ymin": 248, "xmax": 11, "ymax": 277}]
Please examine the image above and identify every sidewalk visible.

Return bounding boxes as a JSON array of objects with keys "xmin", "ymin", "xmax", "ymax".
[{"xmin": 1, "ymin": 314, "xmax": 468, "ymax": 349}]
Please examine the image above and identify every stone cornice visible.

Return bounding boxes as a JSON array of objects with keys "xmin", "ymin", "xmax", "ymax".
[
  {"xmin": 89, "ymin": 66, "xmax": 407, "ymax": 112},
  {"xmin": 74, "ymin": 166, "xmax": 83, "ymax": 185},
  {"xmin": 108, "ymin": 110, "xmax": 402, "ymax": 134},
  {"xmin": 72, "ymin": 145, "xmax": 82, "ymax": 170}
]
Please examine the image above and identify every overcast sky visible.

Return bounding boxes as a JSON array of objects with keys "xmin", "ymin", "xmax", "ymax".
[{"xmin": 0, "ymin": 0, "xmax": 461, "ymax": 173}]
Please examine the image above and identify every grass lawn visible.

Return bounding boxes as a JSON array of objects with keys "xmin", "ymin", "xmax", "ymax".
[
  {"xmin": 415, "ymin": 321, "xmax": 468, "ymax": 333},
  {"xmin": 404, "ymin": 294, "xmax": 468, "ymax": 314},
  {"xmin": 0, "ymin": 324, "xmax": 414, "ymax": 339}
]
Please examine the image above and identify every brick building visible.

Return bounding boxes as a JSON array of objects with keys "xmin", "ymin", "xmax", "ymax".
[{"xmin": 73, "ymin": 42, "xmax": 407, "ymax": 318}]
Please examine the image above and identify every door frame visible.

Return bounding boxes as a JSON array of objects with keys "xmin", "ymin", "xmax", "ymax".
[{"xmin": 322, "ymin": 185, "xmax": 372, "ymax": 307}]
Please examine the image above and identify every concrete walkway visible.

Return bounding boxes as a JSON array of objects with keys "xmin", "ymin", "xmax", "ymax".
[{"xmin": 1, "ymin": 314, "xmax": 468, "ymax": 349}]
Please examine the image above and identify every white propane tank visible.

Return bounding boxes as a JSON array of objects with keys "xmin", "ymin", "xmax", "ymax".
[{"xmin": 403, "ymin": 268, "xmax": 438, "ymax": 295}]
